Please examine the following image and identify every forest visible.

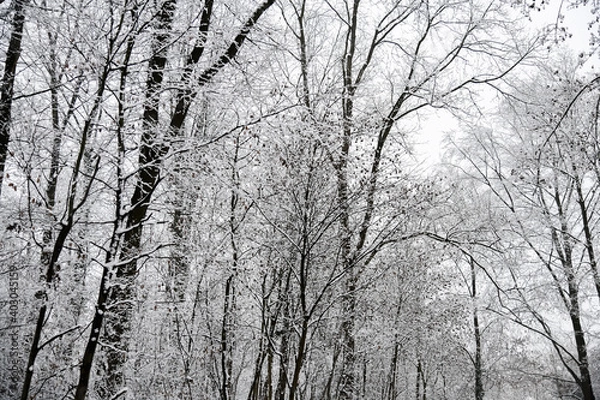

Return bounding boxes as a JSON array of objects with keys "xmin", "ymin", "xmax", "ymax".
[{"xmin": 0, "ymin": 0, "xmax": 599, "ymax": 399}]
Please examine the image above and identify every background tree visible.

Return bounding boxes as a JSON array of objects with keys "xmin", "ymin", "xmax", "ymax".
[{"xmin": 448, "ymin": 51, "xmax": 600, "ymax": 400}]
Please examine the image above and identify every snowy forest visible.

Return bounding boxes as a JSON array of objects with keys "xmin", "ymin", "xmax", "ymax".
[{"xmin": 1, "ymin": 0, "xmax": 600, "ymax": 399}]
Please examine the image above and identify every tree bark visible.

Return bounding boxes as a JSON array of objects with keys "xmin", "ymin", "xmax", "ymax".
[
  {"xmin": 551, "ymin": 181, "xmax": 595, "ymax": 400},
  {"xmin": 74, "ymin": 16, "xmax": 136, "ymax": 398},
  {"xmin": 573, "ymin": 167, "xmax": 600, "ymax": 301},
  {"xmin": 0, "ymin": 0, "xmax": 29, "ymax": 197},
  {"xmin": 337, "ymin": 2, "xmax": 360, "ymax": 399},
  {"xmin": 470, "ymin": 258, "xmax": 484, "ymax": 400},
  {"xmin": 221, "ymin": 135, "xmax": 241, "ymax": 400}
]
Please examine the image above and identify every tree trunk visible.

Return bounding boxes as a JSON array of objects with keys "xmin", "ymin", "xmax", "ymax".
[
  {"xmin": 0, "ymin": 0, "xmax": 29, "ymax": 197},
  {"xmin": 552, "ymin": 183, "xmax": 595, "ymax": 400},
  {"xmin": 471, "ymin": 258, "xmax": 484, "ymax": 400},
  {"xmin": 573, "ymin": 168, "xmax": 600, "ymax": 301},
  {"xmin": 275, "ymin": 290, "xmax": 291, "ymax": 400},
  {"xmin": 415, "ymin": 360, "xmax": 421, "ymax": 400},
  {"xmin": 98, "ymin": 0, "xmax": 176, "ymax": 394},
  {"xmin": 337, "ymin": 2, "xmax": 359, "ymax": 398},
  {"xmin": 387, "ymin": 301, "xmax": 403, "ymax": 400},
  {"xmin": 74, "ymin": 20, "xmax": 136, "ymax": 399},
  {"xmin": 221, "ymin": 137, "xmax": 240, "ymax": 400}
]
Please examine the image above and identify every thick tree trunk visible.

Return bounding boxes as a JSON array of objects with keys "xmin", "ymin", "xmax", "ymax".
[
  {"xmin": 0, "ymin": 0, "xmax": 29, "ymax": 197},
  {"xmin": 98, "ymin": 0, "xmax": 175, "ymax": 394}
]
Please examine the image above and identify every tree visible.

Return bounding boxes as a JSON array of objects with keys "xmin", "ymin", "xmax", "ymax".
[
  {"xmin": 275, "ymin": 0, "xmax": 537, "ymax": 397},
  {"xmin": 450, "ymin": 52, "xmax": 600, "ymax": 400},
  {"xmin": 74, "ymin": 1, "xmax": 277, "ymax": 398}
]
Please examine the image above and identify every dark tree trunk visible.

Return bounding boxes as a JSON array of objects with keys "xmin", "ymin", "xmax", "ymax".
[
  {"xmin": 573, "ymin": 169, "xmax": 600, "ymax": 301},
  {"xmin": 552, "ymin": 183, "xmax": 595, "ymax": 400},
  {"xmin": 275, "ymin": 291, "xmax": 291, "ymax": 400},
  {"xmin": 98, "ymin": 0, "xmax": 176, "ymax": 394},
  {"xmin": 221, "ymin": 137, "xmax": 240, "ymax": 400},
  {"xmin": 470, "ymin": 258, "xmax": 484, "ymax": 400},
  {"xmin": 74, "ymin": 18, "xmax": 136, "ymax": 399},
  {"xmin": 0, "ymin": 0, "xmax": 29, "ymax": 197},
  {"xmin": 415, "ymin": 360, "xmax": 421, "ymax": 400}
]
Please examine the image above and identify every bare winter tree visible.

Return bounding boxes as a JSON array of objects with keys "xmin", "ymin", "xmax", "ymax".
[
  {"xmin": 74, "ymin": 1, "xmax": 277, "ymax": 398},
  {"xmin": 450, "ymin": 54, "xmax": 600, "ymax": 400},
  {"xmin": 274, "ymin": 0, "xmax": 538, "ymax": 398}
]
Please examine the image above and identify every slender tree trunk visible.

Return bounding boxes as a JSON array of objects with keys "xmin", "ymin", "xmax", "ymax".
[
  {"xmin": 221, "ymin": 137, "xmax": 240, "ymax": 400},
  {"xmin": 564, "ymin": 258, "xmax": 595, "ymax": 400},
  {"xmin": 0, "ymin": 0, "xmax": 29, "ymax": 197},
  {"xmin": 573, "ymin": 169, "xmax": 600, "ymax": 301},
  {"xmin": 418, "ymin": 360, "xmax": 426, "ymax": 400},
  {"xmin": 249, "ymin": 261, "xmax": 286, "ymax": 400},
  {"xmin": 247, "ymin": 301, "xmax": 267, "ymax": 400},
  {"xmin": 289, "ymin": 316, "xmax": 308, "ymax": 400},
  {"xmin": 288, "ymin": 163, "xmax": 316, "ymax": 400},
  {"xmin": 274, "ymin": 263, "xmax": 295, "ymax": 400},
  {"xmin": 552, "ymin": 184, "xmax": 595, "ymax": 400},
  {"xmin": 323, "ymin": 344, "xmax": 339, "ymax": 400},
  {"xmin": 565, "ymin": 260, "xmax": 595, "ymax": 400},
  {"xmin": 275, "ymin": 291, "xmax": 291, "ymax": 400},
  {"xmin": 470, "ymin": 258, "xmax": 484, "ymax": 400},
  {"xmin": 387, "ymin": 341, "xmax": 400, "ymax": 400},
  {"xmin": 275, "ymin": 323, "xmax": 290, "ymax": 400},
  {"xmin": 74, "ymin": 18, "xmax": 136, "ymax": 398},
  {"xmin": 221, "ymin": 271, "xmax": 236, "ymax": 400},
  {"xmin": 22, "ymin": 29, "xmax": 81, "ymax": 400},
  {"xmin": 337, "ymin": 2, "xmax": 360, "ymax": 399},
  {"xmin": 387, "ymin": 301, "xmax": 403, "ymax": 400},
  {"xmin": 74, "ymin": 248, "xmax": 114, "ymax": 400},
  {"xmin": 415, "ymin": 360, "xmax": 421, "ymax": 400}
]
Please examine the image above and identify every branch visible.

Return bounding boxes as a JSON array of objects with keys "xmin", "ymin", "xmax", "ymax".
[{"xmin": 38, "ymin": 325, "xmax": 81, "ymax": 352}]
